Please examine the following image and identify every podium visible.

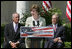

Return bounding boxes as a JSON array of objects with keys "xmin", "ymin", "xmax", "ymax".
[{"xmin": 20, "ymin": 26, "xmax": 54, "ymax": 48}]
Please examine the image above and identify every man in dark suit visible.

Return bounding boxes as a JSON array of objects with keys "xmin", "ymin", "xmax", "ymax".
[
  {"xmin": 44, "ymin": 13, "xmax": 65, "ymax": 48},
  {"xmin": 3, "ymin": 13, "xmax": 25, "ymax": 48}
]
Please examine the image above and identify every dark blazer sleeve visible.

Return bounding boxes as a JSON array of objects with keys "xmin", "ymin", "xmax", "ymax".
[
  {"xmin": 60, "ymin": 26, "xmax": 65, "ymax": 41},
  {"xmin": 17, "ymin": 24, "xmax": 25, "ymax": 43},
  {"xmin": 56, "ymin": 26, "xmax": 65, "ymax": 41},
  {"xmin": 4, "ymin": 24, "xmax": 10, "ymax": 43},
  {"xmin": 18, "ymin": 38, "xmax": 25, "ymax": 43}
]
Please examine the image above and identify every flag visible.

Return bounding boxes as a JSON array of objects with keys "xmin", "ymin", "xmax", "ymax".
[
  {"xmin": 66, "ymin": 1, "xmax": 71, "ymax": 22},
  {"xmin": 32, "ymin": 27, "xmax": 53, "ymax": 32},
  {"xmin": 42, "ymin": 1, "xmax": 52, "ymax": 12},
  {"xmin": 20, "ymin": 26, "xmax": 54, "ymax": 38},
  {"xmin": 31, "ymin": 27, "xmax": 54, "ymax": 37}
]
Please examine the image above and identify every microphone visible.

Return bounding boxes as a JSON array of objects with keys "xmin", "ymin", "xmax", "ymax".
[
  {"xmin": 37, "ymin": 21, "xmax": 39, "ymax": 27},
  {"xmin": 33, "ymin": 21, "xmax": 39, "ymax": 27},
  {"xmin": 33, "ymin": 21, "xmax": 35, "ymax": 26}
]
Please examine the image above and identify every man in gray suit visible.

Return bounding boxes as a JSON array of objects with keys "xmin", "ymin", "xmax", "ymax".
[
  {"xmin": 3, "ymin": 13, "xmax": 25, "ymax": 48},
  {"xmin": 44, "ymin": 13, "xmax": 65, "ymax": 48}
]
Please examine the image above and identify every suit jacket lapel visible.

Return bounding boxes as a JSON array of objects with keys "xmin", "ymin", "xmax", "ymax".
[
  {"xmin": 55, "ymin": 24, "xmax": 61, "ymax": 38},
  {"xmin": 11, "ymin": 22, "xmax": 15, "ymax": 33},
  {"xmin": 9, "ymin": 22, "xmax": 15, "ymax": 40},
  {"xmin": 49, "ymin": 24, "xmax": 60, "ymax": 38},
  {"xmin": 11, "ymin": 22, "xmax": 17, "ymax": 33},
  {"xmin": 14, "ymin": 23, "xmax": 20, "ymax": 38}
]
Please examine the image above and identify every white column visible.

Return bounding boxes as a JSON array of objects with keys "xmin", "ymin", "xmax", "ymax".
[{"xmin": 16, "ymin": 1, "xmax": 30, "ymax": 23}]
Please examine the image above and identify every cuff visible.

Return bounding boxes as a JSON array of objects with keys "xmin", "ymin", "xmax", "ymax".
[
  {"xmin": 58, "ymin": 37, "xmax": 61, "ymax": 40},
  {"xmin": 9, "ymin": 41, "xmax": 12, "ymax": 44},
  {"xmin": 15, "ymin": 41, "xmax": 20, "ymax": 44}
]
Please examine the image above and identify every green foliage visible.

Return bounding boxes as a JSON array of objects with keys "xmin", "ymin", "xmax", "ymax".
[
  {"xmin": 61, "ymin": 16, "xmax": 71, "ymax": 41},
  {"xmin": 40, "ymin": 8, "xmax": 62, "ymax": 25},
  {"xmin": 20, "ymin": 11, "xmax": 31, "ymax": 25},
  {"xmin": 64, "ymin": 42, "xmax": 71, "ymax": 48},
  {"xmin": 61, "ymin": 13, "xmax": 71, "ymax": 41},
  {"xmin": 64, "ymin": 23, "xmax": 71, "ymax": 41},
  {"xmin": 1, "ymin": 24, "xmax": 5, "ymax": 44}
]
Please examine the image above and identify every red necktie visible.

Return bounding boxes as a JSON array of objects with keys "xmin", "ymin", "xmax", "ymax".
[{"xmin": 54, "ymin": 25, "xmax": 56, "ymax": 31}]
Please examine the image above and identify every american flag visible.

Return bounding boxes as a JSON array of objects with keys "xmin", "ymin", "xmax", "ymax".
[
  {"xmin": 31, "ymin": 26, "xmax": 54, "ymax": 37},
  {"xmin": 42, "ymin": 1, "xmax": 52, "ymax": 12},
  {"xmin": 20, "ymin": 26, "xmax": 54, "ymax": 38},
  {"xmin": 32, "ymin": 27, "xmax": 53, "ymax": 32},
  {"xmin": 66, "ymin": 1, "xmax": 71, "ymax": 22}
]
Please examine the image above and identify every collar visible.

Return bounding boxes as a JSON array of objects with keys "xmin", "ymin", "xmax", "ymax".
[
  {"xmin": 13, "ymin": 22, "xmax": 18, "ymax": 28},
  {"xmin": 52, "ymin": 23, "xmax": 58, "ymax": 28},
  {"xmin": 13, "ymin": 22, "xmax": 18, "ymax": 25},
  {"xmin": 32, "ymin": 15, "xmax": 40, "ymax": 21},
  {"xmin": 52, "ymin": 23, "xmax": 58, "ymax": 26}
]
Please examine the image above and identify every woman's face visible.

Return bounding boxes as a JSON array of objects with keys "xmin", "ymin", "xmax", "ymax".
[{"xmin": 31, "ymin": 9, "xmax": 38, "ymax": 17}]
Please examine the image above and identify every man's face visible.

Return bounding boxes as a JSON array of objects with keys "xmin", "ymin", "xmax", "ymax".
[
  {"xmin": 13, "ymin": 14, "xmax": 19, "ymax": 23},
  {"xmin": 52, "ymin": 15, "xmax": 58, "ymax": 24}
]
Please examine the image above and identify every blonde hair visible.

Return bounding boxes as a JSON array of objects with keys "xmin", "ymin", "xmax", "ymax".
[{"xmin": 30, "ymin": 4, "xmax": 40, "ymax": 13}]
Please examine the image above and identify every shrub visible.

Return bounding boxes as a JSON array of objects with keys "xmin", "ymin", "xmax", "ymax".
[
  {"xmin": 40, "ymin": 8, "xmax": 62, "ymax": 26},
  {"xmin": 64, "ymin": 42, "xmax": 71, "ymax": 48},
  {"xmin": 20, "ymin": 11, "xmax": 31, "ymax": 25},
  {"xmin": 62, "ymin": 16, "xmax": 71, "ymax": 41},
  {"xmin": 1, "ymin": 24, "xmax": 5, "ymax": 44},
  {"xmin": 64, "ymin": 23, "xmax": 71, "ymax": 42}
]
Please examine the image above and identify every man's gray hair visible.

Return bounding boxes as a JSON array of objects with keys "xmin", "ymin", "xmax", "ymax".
[
  {"xmin": 52, "ymin": 13, "xmax": 59, "ymax": 19},
  {"xmin": 12, "ymin": 12, "xmax": 20, "ymax": 19}
]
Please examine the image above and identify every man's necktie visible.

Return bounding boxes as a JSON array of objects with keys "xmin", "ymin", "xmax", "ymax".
[
  {"xmin": 15, "ymin": 24, "xmax": 18, "ymax": 32},
  {"xmin": 54, "ymin": 25, "xmax": 56, "ymax": 32}
]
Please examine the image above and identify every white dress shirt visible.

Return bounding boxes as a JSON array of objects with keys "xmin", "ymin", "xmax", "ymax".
[{"xmin": 13, "ymin": 22, "xmax": 18, "ymax": 32}]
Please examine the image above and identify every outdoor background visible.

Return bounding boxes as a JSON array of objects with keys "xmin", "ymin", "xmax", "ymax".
[{"xmin": 1, "ymin": 1, "xmax": 71, "ymax": 48}]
